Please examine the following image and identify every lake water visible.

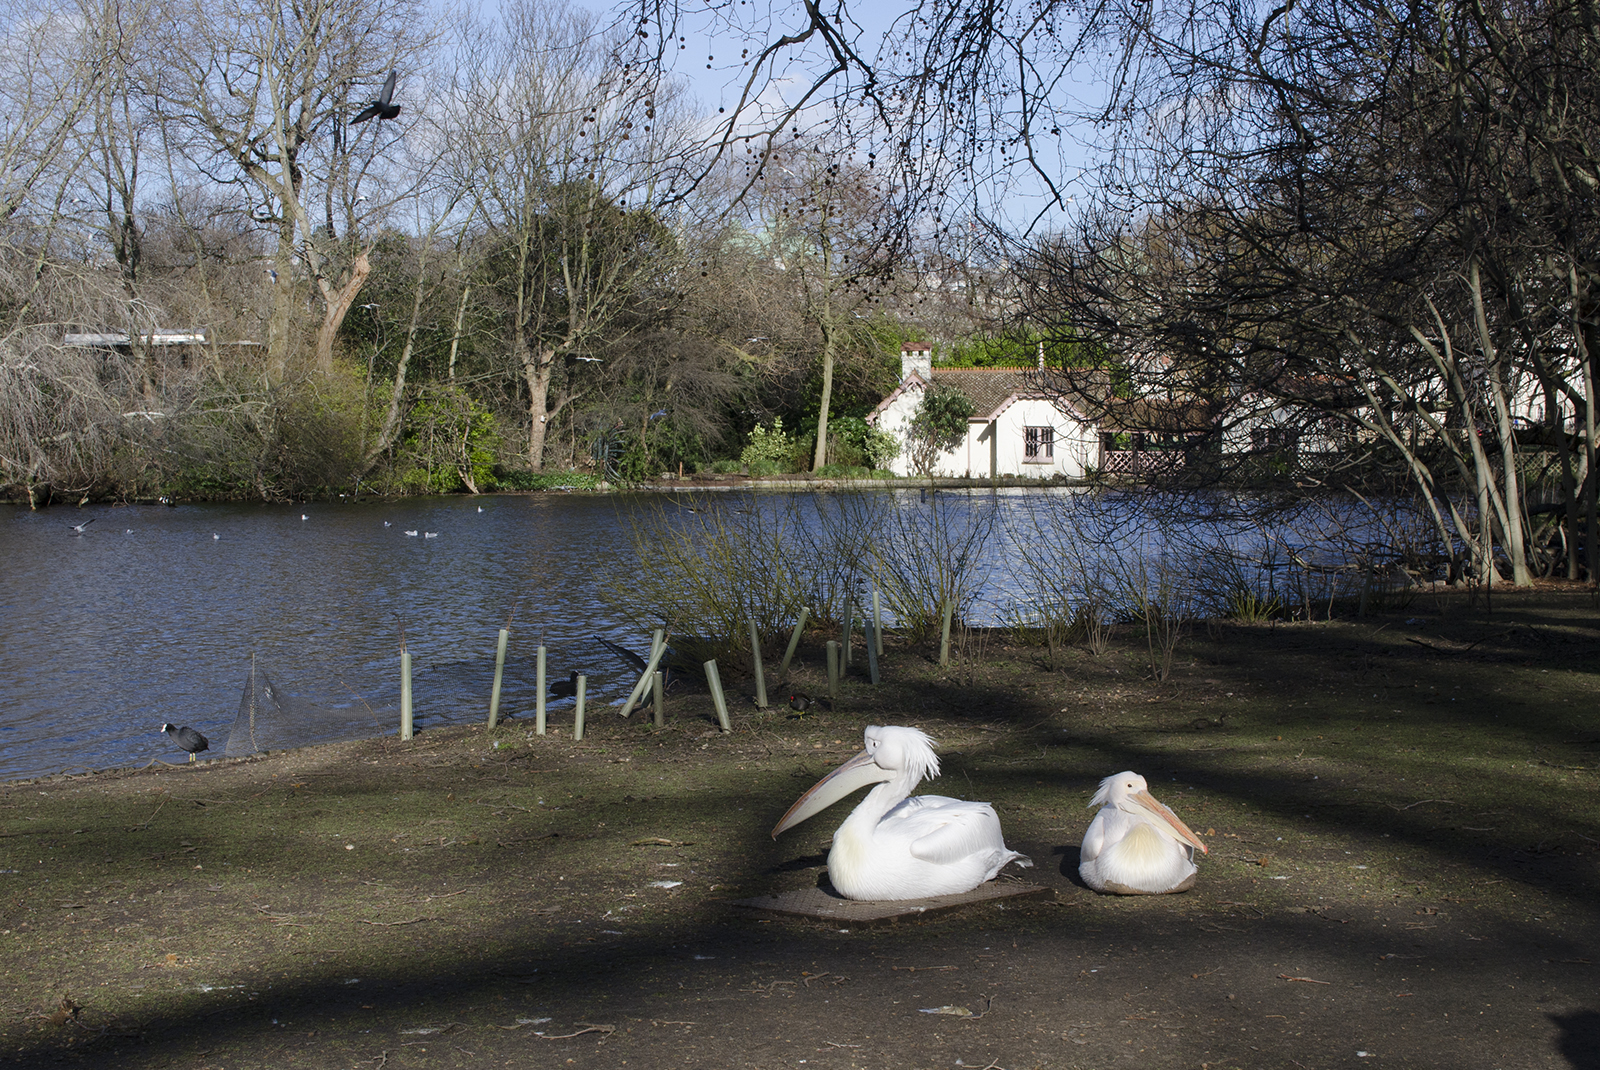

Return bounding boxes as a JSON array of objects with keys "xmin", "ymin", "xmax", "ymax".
[
  {"xmin": 0, "ymin": 493, "xmax": 671, "ymax": 782},
  {"xmin": 0, "ymin": 486, "xmax": 1408, "ymax": 782}
]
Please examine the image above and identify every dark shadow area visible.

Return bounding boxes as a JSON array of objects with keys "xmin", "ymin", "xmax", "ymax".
[
  {"xmin": 5, "ymin": 877, "xmax": 1592, "ymax": 1069},
  {"xmin": 767, "ymin": 851, "xmax": 828, "ymax": 874},
  {"xmin": 1050, "ymin": 842, "xmax": 1088, "ymax": 889},
  {"xmin": 1551, "ymin": 1010, "xmax": 1600, "ymax": 1070}
]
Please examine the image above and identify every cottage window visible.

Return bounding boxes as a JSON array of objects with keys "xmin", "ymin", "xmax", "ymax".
[{"xmin": 1024, "ymin": 425, "xmax": 1054, "ymax": 461}]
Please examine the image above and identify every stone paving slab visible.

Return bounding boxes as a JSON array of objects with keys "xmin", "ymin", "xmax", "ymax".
[{"xmin": 730, "ymin": 881, "xmax": 1053, "ymax": 925}]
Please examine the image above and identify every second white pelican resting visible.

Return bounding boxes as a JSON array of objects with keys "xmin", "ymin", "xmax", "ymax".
[
  {"xmin": 1079, "ymin": 771, "xmax": 1208, "ymax": 895},
  {"xmin": 771, "ymin": 725, "xmax": 1031, "ymax": 901}
]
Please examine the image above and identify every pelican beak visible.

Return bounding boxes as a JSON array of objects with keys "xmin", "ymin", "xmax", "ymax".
[
  {"xmin": 771, "ymin": 748, "xmax": 892, "ymax": 838},
  {"xmin": 1132, "ymin": 790, "xmax": 1209, "ymax": 854}
]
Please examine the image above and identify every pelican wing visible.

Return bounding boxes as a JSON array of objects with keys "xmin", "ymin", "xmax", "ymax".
[
  {"xmin": 1079, "ymin": 807, "xmax": 1111, "ymax": 862},
  {"xmin": 897, "ymin": 798, "xmax": 1003, "ymax": 866}
]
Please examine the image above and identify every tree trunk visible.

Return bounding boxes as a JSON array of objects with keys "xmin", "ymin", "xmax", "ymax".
[
  {"xmin": 266, "ymin": 246, "xmax": 295, "ymax": 386},
  {"xmin": 812, "ymin": 317, "xmax": 837, "ymax": 471},
  {"xmin": 314, "ymin": 249, "xmax": 372, "ymax": 374},
  {"xmin": 523, "ymin": 345, "xmax": 554, "ymax": 470},
  {"xmin": 1582, "ymin": 315, "xmax": 1600, "ymax": 581},
  {"xmin": 1471, "ymin": 261, "xmax": 1530, "ymax": 585}
]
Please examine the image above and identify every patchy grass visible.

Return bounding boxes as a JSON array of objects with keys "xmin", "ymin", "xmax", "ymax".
[{"xmin": 2, "ymin": 585, "xmax": 1597, "ymax": 1069}]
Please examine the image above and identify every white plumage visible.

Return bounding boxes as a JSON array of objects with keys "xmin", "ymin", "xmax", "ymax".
[
  {"xmin": 772, "ymin": 725, "xmax": 1031, "ymax": 901},
  {"xmin": 1079, "ymin": 771, "xmax": 1208, "ymax": 895}
]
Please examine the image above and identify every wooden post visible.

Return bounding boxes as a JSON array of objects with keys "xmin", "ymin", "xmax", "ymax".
[
  {"xmin": 400, "ymin": 648, "xmax": 413, "ymax": 740},
  {"xmin": 865, "ymin": 616, "xmax": 880, "ymax": 685},
  {"xmin": 488, "ymin": 627, "xmax": 509, "ymax": 728},
  {"xmin": 705, "ymin": 659, "xmax": 732, "ymax": 733},
  {"xmin": 778, "ymin": 607, "xmax": 809, "ymax": 679},
  {"xmin": 748, "ymin": 619, "xmax": 768, "ymax": 708},
  {"xmin": 652, "ymin": 670, "xmax": 665, "ymax": 727},
  {"xmin": 618, "ymin": 631, "xmax": 668, "ymax": 718},
  {"xmin": 826, "ymin": 640, "xmax": 840, "ymax": 700},
  {"xmin": 872, "ymin": 590, "xmax": 884, "ymax": 655},
  {"xmin": 573, "ymin": 675, "xmax": 586, "ymax": 741},
  {"xmin": 535, "ymin": 645, "xmax": 548, "ymax": 736},
  {"xmin": 939, "ymin": 600, "xmax": 954, "ymax": 667},
  {"xmin": 843, "ymin": 602, "xmax": 854, "ymax": 667}
]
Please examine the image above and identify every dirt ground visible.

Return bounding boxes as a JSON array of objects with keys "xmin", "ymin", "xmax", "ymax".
[{"xmin": 2, "ymin": 586, "xmax": 1598, "ymax": 1070}]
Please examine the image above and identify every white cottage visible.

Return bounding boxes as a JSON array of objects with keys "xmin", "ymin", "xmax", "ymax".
[{"xmin": 868, "ymin": 344, "xmax": 1101, "ymax": 479}]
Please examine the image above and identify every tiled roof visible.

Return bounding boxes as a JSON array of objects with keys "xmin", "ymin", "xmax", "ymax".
[
  {"xmin": 868, "ymin": 365, "xmax": 1110, "ymax": 425},
  {"xmin": 928, "ymin": 367, "xmax": 1043, "ymax": 418}
]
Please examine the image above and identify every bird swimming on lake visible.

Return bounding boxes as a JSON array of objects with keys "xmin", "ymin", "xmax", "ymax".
[
  {"xmin": 404, "ymin": 530, "xmax": 418, "ymax": 536},
  {"xmin": 301, "ymin": 514, "xmax": 308, "ymax": 521},
  {"xmin": 383, "ymin": 520, "xmax": 391, "ymax": 527},
  {"xmin": 350, "ymin": 70, "xmax": 400, "ymax": 124},
  {"xmin": 1078, "ymin": 771, "xmax": 1208, "ymax": 895},
  {"xmin": 772, "ymin": 725, "xmax": 1031, "ymax": 901},
  {"xmin": 549, "ymin": 670, "xmax": 579, "ymax": 698},
  {"xmin": 160, "ymin": 723, "xmax": 209, "ymax": 763},
  {"xmin": 424, "ymin": 531, "xmax": 437, "ymax": 538},
  {"xmin": 66, "ymin": 518, "xmax": 95, "ymax": 534}
]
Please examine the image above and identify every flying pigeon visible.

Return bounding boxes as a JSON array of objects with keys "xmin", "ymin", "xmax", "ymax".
[{"xmin": 351, "ymin": 70, "xmax": 400, "ymax": 124}]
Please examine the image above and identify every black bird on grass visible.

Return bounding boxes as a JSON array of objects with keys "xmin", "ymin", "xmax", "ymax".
[
  {"xmin": 160, "ymin": 723, "xmax": 209, "ymax": 762},
  {"xmin": 549, "ymin": 670, "xmax": 579, "ymax": 698},
  {"xmin": 351, "ymin": 70, "xmax": 400, "ymax": 124},
  {"xmin": 788, "ymin": 692, "xmax": 831, "ymax": 716}
]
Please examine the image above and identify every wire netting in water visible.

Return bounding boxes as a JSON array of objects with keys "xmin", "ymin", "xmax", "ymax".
[{"xmin": 225, "ymin": 660, "xmax": 388, "ymax": 757}]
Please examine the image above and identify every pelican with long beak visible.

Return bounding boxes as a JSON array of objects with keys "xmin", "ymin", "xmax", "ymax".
[
  {"xmin": 771, "ymin": 725, "xmax": 1031, "ymax": 901},
  {"xmin": 1078, "ymin": 771, "xmax": 1208, "ymax": 894}
]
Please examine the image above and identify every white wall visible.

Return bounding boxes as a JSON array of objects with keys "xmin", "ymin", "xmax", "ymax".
[
  {"xmin": 989, "ymin": 399, "xmax": 1099, "ymax": 478},
  {"xmin": 871, "ymin": 384, "xmax": 1097, "ymax": 478}
]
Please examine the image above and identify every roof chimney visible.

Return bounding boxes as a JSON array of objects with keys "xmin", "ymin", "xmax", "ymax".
[{"xmin": 901, "ymin": 342, "xmax": 932, "ymax": 381}]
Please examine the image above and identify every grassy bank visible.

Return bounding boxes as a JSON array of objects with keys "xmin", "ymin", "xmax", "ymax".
[{"xmin": 2, "ymin": 586, "xmax": 1597, "ymax": 1069}]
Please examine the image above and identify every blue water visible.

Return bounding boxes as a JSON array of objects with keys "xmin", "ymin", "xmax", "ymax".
[
  {"xmin": 0, "ymin": 487, "xmax": 1425, "ymax": 781},
  {"xmin": 0, "ymin": 494, "xmax": 658, "ymax": 781}
]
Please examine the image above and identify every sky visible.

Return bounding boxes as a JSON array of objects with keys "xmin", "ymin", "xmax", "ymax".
[{"xmin": 585, "ymin": 0, "xmax": 1107, "ymax": 236}]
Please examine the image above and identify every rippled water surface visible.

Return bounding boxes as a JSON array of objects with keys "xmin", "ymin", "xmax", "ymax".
[
  {"xmin": 0, "ymin": 494, "xmax": 666, "ymax": 781},
  {"xmin": 2, "ymin": 486, "xmax": 1389, "ymax": 781}
]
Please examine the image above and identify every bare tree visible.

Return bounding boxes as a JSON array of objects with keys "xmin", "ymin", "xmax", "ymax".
[
  {"xmin": 153, "ymin": 0, "xmax": 431, "ymax": 382},
  {"xmin": 447, "ymin": 0, "xmax": 682, "ymax": 470},
  {"xmin": 742, "ymin": 146, "xmax": 903, "ymax": 469}
]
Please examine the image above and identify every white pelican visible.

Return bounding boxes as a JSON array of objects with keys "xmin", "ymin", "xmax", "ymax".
[
  {"xmin": 1079, "ymin": 771, "xmax": 1208, "ymax": 895},
  {"xmin": 771, "ymin": 725, "xmax": 1031, "ymax": 901}
]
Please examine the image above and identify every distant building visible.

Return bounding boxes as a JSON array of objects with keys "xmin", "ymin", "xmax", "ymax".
[
  {"xmin": 868, "ymin": 343, "xmax": 1101, "ymax": 479},
  {"xmin": 64, "ymin": 331, "xmax": 208, "ymax": 349}
]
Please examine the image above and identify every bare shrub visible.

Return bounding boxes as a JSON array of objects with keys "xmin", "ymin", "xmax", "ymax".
[
  {"xmin": 870, "ymin": 490, "xmax": 998, "ymax": 644},
  {"xmin": 607, "ymin": 496, "xmax": 809, "ymax": 660}
]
